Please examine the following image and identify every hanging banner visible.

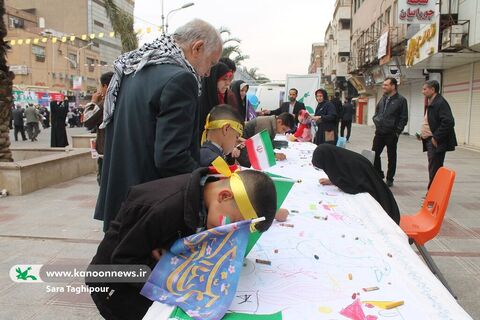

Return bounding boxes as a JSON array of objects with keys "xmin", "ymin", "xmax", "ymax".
[
  {"xmin": 13, "ymin": 90, "xmax": 38, "ymax": 106},
  {"xmin": 73, "ymin": 76, "xmax": 82, "ymax": 90},
  {"xmin": 377, "ymin": 31, "xmax": 389, "ymax": 60},
  {"xmin": 398, "ymin": 0, "xmax": 436, "ymax": 24},
  {"xmin": 285, "ymin": 74, "xmax": 322, "ymax": 114},
  {"xmin": 12, "ymin": 90, "xmax": 64, "ymax": 107}
]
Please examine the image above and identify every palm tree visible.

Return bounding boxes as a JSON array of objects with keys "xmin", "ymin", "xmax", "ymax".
[
  {"xmin": 104, "ymin": 0, "xmax": 138, "ymax": 52},
  {"xmin": 0, "ymin": 0, "xmax": 13, "ymax": 162},
  {"xmin": 242, "ymin": 67, "xmax": 270, "ymax": 84},
  {"xmin": 219, "ymin": 27, "xmax": 249, "ymax": 66}
]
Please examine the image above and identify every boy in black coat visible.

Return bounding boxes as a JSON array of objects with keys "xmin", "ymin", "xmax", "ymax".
[
  {"xmin": 87, "ymin": 168, "xmax": 277, "ymax": 320},
  {"xmin": 200, "ymin": 104, "xmax": 244, "ymax": 167}
]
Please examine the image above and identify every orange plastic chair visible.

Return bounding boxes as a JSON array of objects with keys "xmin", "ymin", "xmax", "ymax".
[{"xmin": 400, "ymin": 167, "xmax": 457, "ymax": 298}]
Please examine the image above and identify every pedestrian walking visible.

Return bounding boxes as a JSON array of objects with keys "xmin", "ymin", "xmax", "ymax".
[
  {"xmin": 12, "ymin": 105, "xmax": 27, "ymax": 141},
  {"xmin": 341, "ymin": 97, "xmax": 354, "ymax": 142},
  {"xmin": 24, "ymin": 104, "xmax": 41, "ymax": 142}
]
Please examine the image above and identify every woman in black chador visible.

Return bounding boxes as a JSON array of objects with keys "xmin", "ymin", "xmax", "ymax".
[
  {"xmin": 50, "ymin": 97, "xmax": 69, "ymax": 147},
  {"xmin": 312, "ymin": 144, "xmax": 400, "ymax": 224}
]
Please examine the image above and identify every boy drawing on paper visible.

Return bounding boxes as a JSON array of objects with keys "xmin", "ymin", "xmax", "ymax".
[
  {"xmin": 200, "ymin": 104, "xmax": 244, "ymax": 167},
  {"xmin": 86, "ymin": 168, "xmax": 277, "ymax": 320},
  {"xmin": 237, "ymin": 112, "xmax": 295, "ymax": 167}
]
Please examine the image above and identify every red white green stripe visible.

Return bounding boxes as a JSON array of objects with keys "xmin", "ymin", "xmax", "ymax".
[{"xmin": 245, "ymin": 130, "xmax": 276, "ymax": 170}]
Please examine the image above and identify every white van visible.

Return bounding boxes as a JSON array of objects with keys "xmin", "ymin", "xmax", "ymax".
[{"xmin": 255, "ymin": 83, "xmax": 285, "ymax": 112}]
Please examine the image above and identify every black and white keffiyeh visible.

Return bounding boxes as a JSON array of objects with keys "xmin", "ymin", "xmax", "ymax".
[{"xmin": 100, "ymin": 34, "xmax": 201, "ymax": 128}]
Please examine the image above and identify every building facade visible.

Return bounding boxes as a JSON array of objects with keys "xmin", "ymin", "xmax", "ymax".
[
  {"xmin": 406, "ymin": 0, "xmax": 480, "ymax": 147},
  {"xmin": 7, "ymin": 0, "xmax": 134, "ymax": 67},
  {"xmin": 348, "ymin": 0, "xmax": 480, "ymax": 148},
  {"xmin": 350, "ymin": 0, "xmax": 435, "ymax": 130},
  {"xmin": 5, "ymin": 5, "xmax": 101, "ymax": 95},
  {"xmin": 322, "ymin": 0, "xmax": 352, "ymax": 98},
  {"xmin": 308, "ymin": 42, "xmax": 324, "ymax": 75}
]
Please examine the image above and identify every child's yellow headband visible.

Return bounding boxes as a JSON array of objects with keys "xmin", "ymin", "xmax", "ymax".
[
  {"xmin": 211, "ymin": 157, "xmax": 258, "ymax": 221},
  {"xmin": 201, "ymin": 114, "xmax": 244, "ymax": 145}
]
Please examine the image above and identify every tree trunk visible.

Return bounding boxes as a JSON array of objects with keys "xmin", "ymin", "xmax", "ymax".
[
  {"xmin": 104, "ymin": 0, "xmax": 137, "ymax": 53},
  {"xmin": 0, "ymin": 0, "xmax": 14, "ymax": 162}
]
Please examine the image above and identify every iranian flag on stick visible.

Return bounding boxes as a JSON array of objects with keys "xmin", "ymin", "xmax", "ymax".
[{"xmin": 245, "ymin": 129, "xmax": 276, "ymax": 170}]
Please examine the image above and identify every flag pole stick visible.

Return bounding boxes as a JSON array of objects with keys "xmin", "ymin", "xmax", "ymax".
[{"xmin": 251, "ymin": 217, "xmax": 266, "ymax": 224}]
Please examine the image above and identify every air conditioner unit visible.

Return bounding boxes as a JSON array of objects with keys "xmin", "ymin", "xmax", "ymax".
[
  {"xmin": 441, "ymin": 25, "xmax": 465, "ymax": 51},
  {"xmin": 340, "ymin": 56, "xmax": 347, "ymax": 62}
]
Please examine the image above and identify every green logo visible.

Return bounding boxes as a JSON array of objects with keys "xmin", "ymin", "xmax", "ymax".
[
  {"xmin": 298, "ymin": 92, "xmax": 315, "ymax": 114},
  {"xmin": 15, "ymin": 266, "xmax": 38, "ymax": 281}
]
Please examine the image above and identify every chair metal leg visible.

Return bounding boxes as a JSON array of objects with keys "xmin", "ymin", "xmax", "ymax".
[{"xmin": 414, "ymin": 242, "xmax": 458, "ymax": 299}]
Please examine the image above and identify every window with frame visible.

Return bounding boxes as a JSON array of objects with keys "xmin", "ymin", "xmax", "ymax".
[
  {"xmin": 9, "ymin": 17, "xmax": 24, "ymax": 29},
  {"xmin": 32, "ymin": 45, "xmax": 45, "ymax": 62},
  {"xmin": 376, "ymin": 14, "xmax": 384, "ymax": 34},
  {"xmin": 68, "ymin": 53, "xmax": 77, "ymax": 69},
  {"xmin": 94, "ymin": 20, "xmax": 104, "ymax": 28},
  {"xmin": 385, "ymin": 7, "xmax": 391, "ymax": 26},
  {"xmin": 340, "ymin": 19, "xmax": 351, "ymax": 30},
  {"xmin": 86, "ymin": 57, "xmax": 95, "ymax": 72}
]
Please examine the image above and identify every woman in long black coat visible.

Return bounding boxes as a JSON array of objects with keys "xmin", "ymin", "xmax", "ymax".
[
  {"xmin": 313, "ymin": 89, "xmax": 337, "ymax": 145},
  {"xmin": 50, "ymin": 98, "xmax": 69, "ymax": 147},
  {"xmin": 312, "ymin": 144, "xmax": 400, "ymax": 224},
  {"xmin": 198, "ymin": 62, "xmax": 235, "ymax": 132}
]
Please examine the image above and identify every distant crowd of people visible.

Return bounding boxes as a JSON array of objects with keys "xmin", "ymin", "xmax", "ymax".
[{"xmin": 10, "ymin": 104, "xmax": 49, "ymax": 142}]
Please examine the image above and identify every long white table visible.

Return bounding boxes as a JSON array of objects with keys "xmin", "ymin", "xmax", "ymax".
[{"xmin": 144, "ymin": 141, "xmax": 473, "ymax": 320}]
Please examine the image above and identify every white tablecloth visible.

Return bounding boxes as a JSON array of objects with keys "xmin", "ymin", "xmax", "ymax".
[{"xmin": 144, "ymin": 141, "xmax": 473, "ymax": 320}]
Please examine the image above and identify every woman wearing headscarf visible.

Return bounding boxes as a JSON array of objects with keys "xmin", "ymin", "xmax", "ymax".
[
  {"xmin": 231, "ymin": 80, "xmax": 257, "ymax": 121},
  {"xmin": 312, "ymin": 89, "xmax": 337, "ymax": 145},
  {"xmin": 199, "ymin": 62, "xmax": 235, "ymax": 133},
  {"xmin": 312, "ymin": 144, "xmax": 400, "ymax": 224}
]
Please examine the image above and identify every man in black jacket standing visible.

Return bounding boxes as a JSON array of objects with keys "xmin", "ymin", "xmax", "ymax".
[
  {"xmin": 263, "ymin": 88, "xmax": 305, "ymax": 124},
  {"xmin": 372, "ymin": 77, "xmax": 408, "ymax": 187},
  {"xmin": 420, "ymin": 80, "xmax": 457, "ymax": 189}
]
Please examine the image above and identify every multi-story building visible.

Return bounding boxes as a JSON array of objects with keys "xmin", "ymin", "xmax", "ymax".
[
  {"xmin": 5, "ymin": 5, "xmax": 101, "ymax": 95},
  {"xmin": 7, "ymin": 0, "xmax": 134, "ymax": 68},
  {"xmin": 350, "ymin": 0, "xmax": 435, "ymax": 129},
  {"xmin": 308, "ymin": 42, "xmax": 324, "ymax": 75},
  {"xmin": 405, "ymin": 0, "xmax": 480, "ymax": 148},
  {"xmin": 349, "ymin": 0, "xmax": 480, "ymax": 147},
  {"xmin": 322, "ymin": 0, "xmax": 352, "ymax": 97}
]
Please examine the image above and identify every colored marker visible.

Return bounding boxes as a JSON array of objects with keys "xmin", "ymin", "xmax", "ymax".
[
  {"xmin": 362, "ymin": 287, "xmax": 379, "ymax": 292},
  {"xmin": 362, "ymin": 300, "xmax": 404, "ymax": 309},
  {"xmin": 348, "ymin": 273, "xmax": 353, "ymax": 280},
  {"xmin": 279, "ymin": 223, "xmax": 294, "ymax": 228},
  {"xmin": 385, "ymin": 301, "xmax": 404, "ymax": 309},
  {"xmin": 255, "ymin": 259, "xmax": 271, "ymax": 266}
]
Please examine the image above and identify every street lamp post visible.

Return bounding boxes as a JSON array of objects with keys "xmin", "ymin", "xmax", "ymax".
[
  {"xmin": 163, "ymin": 2, "xmax": 195, "ymax": 34},
  {"xmin": 64, "ymin": 42, "xmax": 93, "ymax": 108}
]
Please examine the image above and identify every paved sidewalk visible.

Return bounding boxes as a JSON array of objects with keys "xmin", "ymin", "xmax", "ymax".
[
  {"xmin": 0, "ymin": 124, "xmax": 479, "ymax": 319},
  {"xmin": 8, "ymin": 125, "xmax": 88, "ymax": 149}
]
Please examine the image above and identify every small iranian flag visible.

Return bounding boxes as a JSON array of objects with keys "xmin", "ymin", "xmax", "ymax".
[{"xmin": 245, "ymin": 130, "xmax": 276, "ymax": 170}]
